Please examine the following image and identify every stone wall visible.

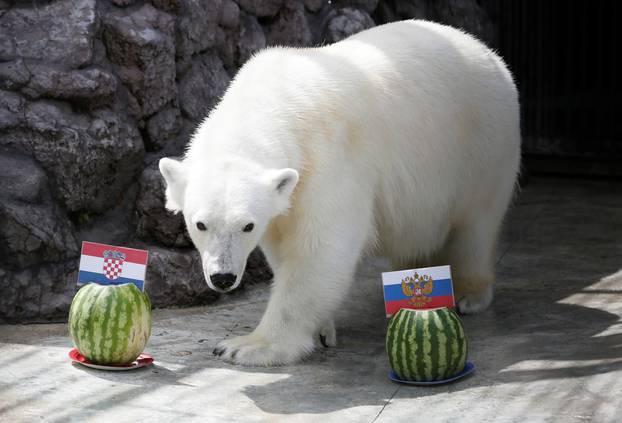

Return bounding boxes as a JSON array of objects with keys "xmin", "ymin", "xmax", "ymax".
[{"xmin": 0, "ymin": 0, "xmax": 495, "ymax": 322}]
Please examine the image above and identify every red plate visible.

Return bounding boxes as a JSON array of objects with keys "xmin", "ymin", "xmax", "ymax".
[{"xmin": 69, "ymin": 348, "xmax": 154, "ymax": 371}]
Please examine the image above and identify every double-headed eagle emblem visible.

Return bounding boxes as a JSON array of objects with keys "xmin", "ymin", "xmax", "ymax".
[{"xmin": 401, "ymin": 272, "xmax": 434, "ymax": 307}]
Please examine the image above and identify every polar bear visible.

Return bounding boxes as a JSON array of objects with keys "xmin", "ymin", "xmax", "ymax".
[{"xmin": 159, "ymin": 20, "xmax": 520, "ymax": 366}]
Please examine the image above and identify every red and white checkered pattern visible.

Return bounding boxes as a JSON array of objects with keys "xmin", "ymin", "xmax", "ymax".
[{"xmin": 103, "ymin": 258, "xmax": 124, "ymax": 280}]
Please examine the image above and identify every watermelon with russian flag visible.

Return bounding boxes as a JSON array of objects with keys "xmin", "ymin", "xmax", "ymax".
[
  {"xmin": 382, "ymin": 265, "xmax": 455, "ymax": 317},
  {"xmin": 386, "ymin": 307, "xmax": 467, "ymax": 381}
]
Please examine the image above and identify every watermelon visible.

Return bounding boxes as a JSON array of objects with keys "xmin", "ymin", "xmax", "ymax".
[
  {"xmin": 386, "ymin": 307, "xmax": 467, "ymax": 381},
  {"xmin": 68, "ymin": 283, "xmax": 152, "ymax": 365}
]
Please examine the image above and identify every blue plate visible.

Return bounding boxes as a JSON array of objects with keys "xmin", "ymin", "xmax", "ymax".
[{"xmin": 388, "ymin": 361, "xmax": 475, "ymax": 386}]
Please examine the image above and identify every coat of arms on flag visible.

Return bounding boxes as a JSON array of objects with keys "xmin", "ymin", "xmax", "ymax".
[
  {"xmin": 382, "ymin": 265, "xmax": 455, "ymax": 317},
  {"xmin": 78, "ymin": 241, "xmax": 148, "ymax": 291},
  {"xmin": 103, "ymin": 250, "xmax": 126, "ymax": 280}
]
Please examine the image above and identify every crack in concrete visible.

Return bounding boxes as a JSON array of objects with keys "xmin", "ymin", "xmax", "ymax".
[{"xmin": 370, "ymin": 386, "xmax": 400, "ymax": 423}]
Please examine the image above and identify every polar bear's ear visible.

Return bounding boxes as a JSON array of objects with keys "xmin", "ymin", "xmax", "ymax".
[
  {"xmin": 270, "ymin": 168, "xmax": 299, "ymax": 198},
  {"xmin": 159, "ymin": 157, "xmax": 187, "ymax": 214},
  {"xmin": 266, "ymin": 168, "xmax": 299, "ymax": 214}
]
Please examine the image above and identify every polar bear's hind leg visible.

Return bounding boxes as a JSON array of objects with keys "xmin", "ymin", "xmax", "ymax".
[{"xmin": 446, "ymin": 208, "xmax": 506, "ymax": 314}]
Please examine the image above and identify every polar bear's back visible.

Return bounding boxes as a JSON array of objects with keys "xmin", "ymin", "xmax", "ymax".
[
  {"xmin": 326, "ymin": 20, "xmax": 519, "ymax": 160},
  {"xmin": 320, "ymin": 21, "xmax": 521, "ymax": 254},
  {"xmin": 200, "ymin": 20, "xmax": 520, "ymax": 258},
  {"xmin": 288, "ymin": 20, "xmax": 521, "ymax": 179}
]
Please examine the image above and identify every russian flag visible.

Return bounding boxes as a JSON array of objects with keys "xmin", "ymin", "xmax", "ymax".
[
  {"xmin": 78, "ymin": 241, "xmax": 148, "ymax": 291},
  {"xmin": 382, "ymin": 265, "xmax": 455, "ymax": 317}
]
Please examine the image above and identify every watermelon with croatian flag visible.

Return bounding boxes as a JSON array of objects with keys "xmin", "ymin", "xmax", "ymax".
[
  {"xmin": 78, "ymin": 241, "xmax": 148, "ymax": 291},
  {"xmin": 70, "ymin": 241, "xmax": 152, "ymax": 367},
  {"xmin": 382, "ymin": 265, "xmax": 455, "ymax": 317},
  {"xmin": 69, "ymin": 282, "xmax": 152, "ymax": 365}
]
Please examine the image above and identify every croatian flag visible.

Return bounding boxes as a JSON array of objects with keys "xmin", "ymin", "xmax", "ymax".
[
  {"xmin": 78, "ymin": 241, "xmax": 148, "ymax": 291},
  {"xmin": 382, "ymin": 265, "xmax": 455, "ymax": 317}
]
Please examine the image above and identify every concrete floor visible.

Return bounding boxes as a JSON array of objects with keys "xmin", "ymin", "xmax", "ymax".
[{"xmin": 1, "ymin": 177, "xmax": 622, "ymax": 423}]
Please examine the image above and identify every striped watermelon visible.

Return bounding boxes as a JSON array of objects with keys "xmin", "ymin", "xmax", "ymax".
[
  {"xmin": 68, "ymin": 283, "xmax": 152, "ymax": 365},
  {"xmin": 386, "ymin": 307, "xmax": 467, "ymax": 381}
]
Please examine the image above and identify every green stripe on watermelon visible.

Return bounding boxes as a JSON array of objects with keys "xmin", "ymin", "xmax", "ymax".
[
  {"xmin": 443, "ymin": 313, "xmax": 460, "ymax": 377},
  {"xmin": 399, "ymin": 310, "xmax": 413, "ymax": 380},
  {"xmin": 87, "ymin": 285, "xmax": 104, "ymax": 362},
  {"xmin": 423, "ymin": 311, "xmax": 433, "ymax": 380},
  {"xmin": 85, "ymin": 284, "xmax": 103, "ymax": 359},
  {"xmin": 99, "ymin": 288, "xmax": 115, "ymax": 362},
  {"xmin": 429, "ymin": 313, "xmax": 447, "ymax": 379},
  {"xmin": 404, "ymin": 311, "xmax": 417, "ymax": 380},
  {"xmin": 443, "ymin": 309, "xmax": 458, "ymax": 379},
  {"xmin": 388, "ymin": 308, "xmax": 408, "ymax": 377},
  {"xmin": 414, "ymin": 310, "xmax": 425, "ymax": 380},
  {"xmin": 389, "ymin": 309, "xmax": 404, "ymax": 376},
  {"xmin": 401, "ymin": 310, "xmax": 413, "ymax": 378},
  {"xmin": 447, "ymin": 309, "xmax": 467, "ymax": 375}
]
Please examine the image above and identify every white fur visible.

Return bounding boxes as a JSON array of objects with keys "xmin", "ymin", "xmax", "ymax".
[{"xmin": 159, "ymin": 20, "xmax": 520, "ymax": 366}]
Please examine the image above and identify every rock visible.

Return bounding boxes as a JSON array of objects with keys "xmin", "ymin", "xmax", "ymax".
[
  {"xmin": 266, "ymin": 0, "xmax": 313, "ymax": 47},
  {"xmin": 145, "ymin": 245, "xmax": 272, "ymax": 308},
  {"xmin": 0, "ymin": 59, "xmax": 30, "ymax": 90},
  {"xmin": 221, "ymin": 0, "xmax": 240, "ymax": 29},
  {"xmin": 21, "ymin": 66, "xmax": 117, "ymax": 106},
  {"xmin": 0, "ymin": 150, "xmax": 79, "ymax": 270},
  {"xmin": 0, "ymin": 148, "xmax": 47, "ymax": 203},
  {"xmin": 145, "ymin": 246, "xmax": 218, "ymax": 308},
  {"xmin": 244, "ymin": 247, "xmax": 274, "ymax": 288},
  {"xmin": 0, "ymin": 90, "xmax": 25, "ymax": 130},
  {"xmin": 176, "ymin": 0, "xmax": 223, "ymax": 58},
  {"xmin": 324, "ymin": 7, "xmax": 375, "ymax": 43},
  {"xmin": 0, "ymin": 260, "xmax": 78, "ymax": 323},
  {"xmin": 151, "ymin": 0, "xmax": 182, "ymax": 14},
  {"xmin": 146, "ymin": 106, "xmax": 182, "ymax": 150},
  {"xmin": 112, "ymin": 0, "xmax": 135, "ymax": 6},
  {"xmin": 136, "ymin": 164, "xmax": 191, "ymax": 247},
  {"xmin": 235, "ymin": 0, "xmax": 284, "ymax": 18},
  {"xmin": 0, "ymin": 199, "xmax": 79, "ymax": 269},
  {"xmin": 304, "ymin": 0, "xmax": 325, "ymax": 13},
  {"xmin": 179, "ymin": 52, "xmax": 230, "ymax": 121},
  {"xmin": 144, "ymin": 115, "xmax": 193, "ymax": 161},
  {"xmin": 103, "ymin": 4, "xmax": 177, "ymax": 117},
  {"xmin": 238, "ymin": 12, "xmax": 266, "ymax": 66},
  {"xmin": 333, "ymin": 0, "xmax": 379, "ymax": 13},
  {"xmin": 217, "ymin": 26, "xmax": 239, "ymax": 74},
  {"xmin": 0, "ymin": 101, "xmax": 144, "ymax": 213},
  {"xmin": 438, "ymin": 0, "xmax": 495, "ymax": 45},
  {"xmin": 380, "ymin": 0, "xmax": 495, "ymax": 46},
  {"xmin": 0, "ymin": 0, "xmax": 97, "ymax": 67},
  {"xmin": 74, "ymin": 180, "xmax": 139, "ymax": 247}
]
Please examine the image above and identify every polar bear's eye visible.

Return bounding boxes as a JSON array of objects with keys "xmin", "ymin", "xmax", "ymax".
[
  {"xmin": 243, "ymin": 223, "xmax": 254, "ymax": 233},
  {"xmin": 196, "ymin": 221, "xmax": 207, "ymax": 231}
]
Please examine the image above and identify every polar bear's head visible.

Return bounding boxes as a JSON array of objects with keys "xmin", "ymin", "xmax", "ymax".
[{"xmin": 158, "ymin": 157, "xmax": 298, "ymax": 293}]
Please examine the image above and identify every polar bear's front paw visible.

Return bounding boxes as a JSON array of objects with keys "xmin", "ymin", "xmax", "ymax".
[
  {"xmin": 213, "ymin": 333, "xmax": 314, "ymax": 366},
  {"xmin": 457, "ymin": 285, "xmax": 494, "ymax": 314}
]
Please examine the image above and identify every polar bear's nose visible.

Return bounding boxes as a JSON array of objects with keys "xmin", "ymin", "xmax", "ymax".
[{"xmin": 211, "ymin": 273, "xmax": 237, "ymax": 291}]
